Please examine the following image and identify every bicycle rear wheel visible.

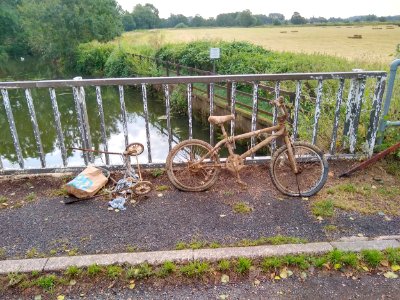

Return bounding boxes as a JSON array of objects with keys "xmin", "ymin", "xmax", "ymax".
[
  {"xmin": 270, "ymin": 141, "xmax": 328, "ymax": 197},
  {"xmin": 166, "ymin": 139, "xmax": 220, "ymax": 192}
]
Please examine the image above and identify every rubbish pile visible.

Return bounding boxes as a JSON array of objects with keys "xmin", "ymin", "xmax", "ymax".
[{"xmin": 65, "ymin": 142, "xmax": 152, "ymax": 210}]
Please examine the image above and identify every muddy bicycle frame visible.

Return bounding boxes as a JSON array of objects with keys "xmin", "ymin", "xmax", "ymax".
[{"xmin": 193, "ymin": 97, "xmax": 299, "ymax": 175}]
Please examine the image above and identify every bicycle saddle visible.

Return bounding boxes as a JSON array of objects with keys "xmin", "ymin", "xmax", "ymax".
[{"xmin": 208, "ymin": 114, "xmax": 235, "ymax": 125}]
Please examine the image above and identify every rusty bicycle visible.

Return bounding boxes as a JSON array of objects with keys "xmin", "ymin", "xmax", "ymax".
[{"xmin": 166, "ymin": 96, "xmax": 328, "ymax": 197}]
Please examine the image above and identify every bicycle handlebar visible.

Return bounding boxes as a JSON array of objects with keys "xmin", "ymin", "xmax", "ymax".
[{"xmin": 269, "ymin": 96, "xmax": 289, "ymax": 122}]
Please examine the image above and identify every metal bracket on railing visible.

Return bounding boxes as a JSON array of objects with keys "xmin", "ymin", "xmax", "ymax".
[{"xmin": 377, "ymin": 59, "xmax": 400, "ymax": 145}]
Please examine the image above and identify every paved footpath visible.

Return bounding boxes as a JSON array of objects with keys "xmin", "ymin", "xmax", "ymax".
[{"xmin": 1, "ymin": 235, "xmax": 399, "ymax": 274}]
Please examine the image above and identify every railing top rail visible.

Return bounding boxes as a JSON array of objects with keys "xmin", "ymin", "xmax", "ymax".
[{"xmin": 0, "ymin": 71, "xmax": 387, "ymax": 89}]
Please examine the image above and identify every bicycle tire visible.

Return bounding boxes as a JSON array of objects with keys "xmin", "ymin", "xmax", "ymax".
[
  {"xmin": 270, "ymin": 141, "xmax": 328, "ymax": 197},
  {"xmin": 166, "ymin": 139, "xmax": 220, "ymax": 192}
]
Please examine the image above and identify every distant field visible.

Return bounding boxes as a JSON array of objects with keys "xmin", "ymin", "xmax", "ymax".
[{"xmin": 119, "ymin": 25, "xmax": 400, "ymax": 66}]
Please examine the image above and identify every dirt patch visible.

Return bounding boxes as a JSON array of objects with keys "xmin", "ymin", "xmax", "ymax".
[{"xmin": 313, "ymin": 158, "xmax": 400, "ymax": 216}]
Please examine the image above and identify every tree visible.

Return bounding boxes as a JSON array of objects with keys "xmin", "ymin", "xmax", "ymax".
[
  {"xmin": 190, "ymin": 15, "xmax": 206, "ymax": 27},
  {"xmin": 236, "ymin": 10, "xmax": 256, "ymax": 27},
  {"xmin": 291, "ymin": 12, "xmax": 307, "ymax": 25},
  {"xmin": 19, "ymin": 0, "xmax": 123, "ymax": 60},
  {"xmin": 122, "ymin": 11, "xmax": 136, "ymax": 31},
  {"xmin": 216, "ymin": 13, "xmax": 238, "ymax": 27},
  {"xmin": 131, "ymin": 3, "xmax": 160, "ymax": 29},
  {"xmin": 165, "ymin": 14, "xmax": 188, "ymax": 28}
]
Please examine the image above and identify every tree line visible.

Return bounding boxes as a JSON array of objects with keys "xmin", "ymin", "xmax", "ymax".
[
  {"xmin": 122, "ymin": 3, "xmax": 400, "ymax": 30},
  {"xmin": 1, "ymin": 0, "xmax": 399, "ymax": 65}
]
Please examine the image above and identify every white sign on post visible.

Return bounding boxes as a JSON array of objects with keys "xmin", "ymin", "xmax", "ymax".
[{"xmin": 210, "ymin": 48, "xmax": 220, "ymax": 59}]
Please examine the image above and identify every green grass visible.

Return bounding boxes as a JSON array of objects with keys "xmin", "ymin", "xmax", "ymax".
[
  {"xmin": 217, "ymin": 259, "xmax": 231, "ymax": 271},
  {"xmin": 36, "ymin": 274, "xmax": 57, "ymax": 290},
  {"xmin": 324, "ymin": 225, "xmax": 338, "ymax": 232},
  {"xmin": 262, "ymin": 257, "xmax": 284, "ymax": 270},
  {"xmin": 87, "ymin": 264, "xmax": 103, "ymax": 276},
  {"xmin": 106, "ymin": 265, "xmax": 123, "ymax": 279},
  {"xmin": 180, "ymin": 261, "xmax": 210, "ymax": 277},
  {"xmin": 236, "ymin": 235, "xmax": 307, "ymax": 247},
  {"xmin": 233, "ymin": 202, "xmax": 253, "ymax": 214},
  {"xmin": 155, "ymin": 185, "xmax": 170, "ymax": 191},
  {"xmin": 24, "ymin": 192, "xmax": 36, "ymax": 202},
  {"xmin": 236, "ymin": 257, "xmax": 252, "ymax": 274},
  {"xmin": 151, "ymin": 168, "xmax": 165, "ymax": 178},
  {"xmin": 0, "ymin": 196, "xmax": 8, "ymax": 204},
  {"xmin": 25, "ymin": 248, "xmax": 38, "ymax": 259},
  {"xmin": 158, "ymin": 261, "xmax": 176, "ymax": 277},
  {"xmin": 386, "ymin": 248, "xmax": 400, "ymax": 265},
  {"xmin": 65, "ymin": 266, "xmax": 82, "ymax": 277},
  {"xmin": 361, "ymin": 249, "xmax": 384, "ymax": 267},
  {"xmin": 311, "ymin": 199, "xmax": 334, "ymax": 217},
  {"xmin": 126, "ymin": 263, "xmax": 153, "ymax": 279}
]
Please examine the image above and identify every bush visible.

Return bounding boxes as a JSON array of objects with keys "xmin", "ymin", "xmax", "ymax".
[
  {"xmin": 104, "ymin": 48, "xmax": 135, "ymax": 77},
  {"xmin": 175, "ymin": 22, "xmax": 188, "ymax": 28},
  {"xmin": 76, "ymin": 41, "xmax": 115, "ymax": 76},
  {"xmin": 170, "ymin": 85, "xmax": 188, "ymax": 115}
]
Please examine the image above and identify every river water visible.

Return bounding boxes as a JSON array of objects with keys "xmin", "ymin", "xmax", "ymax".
[{"xmin": 0, "ymin": 58, "xmax": 210, "ymax": 169}]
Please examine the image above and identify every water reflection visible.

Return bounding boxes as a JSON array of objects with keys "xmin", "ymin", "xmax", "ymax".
[{"xmin": 0, "ymin": 85, "xmax": 210, "ymax": 169}]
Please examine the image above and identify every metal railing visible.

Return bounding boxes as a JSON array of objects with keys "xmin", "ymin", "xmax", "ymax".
[{"xmin": 0, "ymin": 71, "xmax": 387, "ymax": 174}]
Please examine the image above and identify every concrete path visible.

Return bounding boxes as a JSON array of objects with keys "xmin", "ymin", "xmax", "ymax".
[{"xmin": 1, "ymin": 235, "xmax": 399, "ymax": 274}]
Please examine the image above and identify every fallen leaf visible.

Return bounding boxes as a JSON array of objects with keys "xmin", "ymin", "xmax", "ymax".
[
  {"xmin": 334, "ymin": 263, "xmax": 342, "ymax": 270},
  {"xmin": 287, "ymin": 270, "xmax": 293, "ymax": 277},
  {"xmin": 219, "ymin": 214, "xmax": 226, "ymax": 218},
  {"xmin": 34, "ymin": 296, "xmax": 42, "ymax": 300},
  {"xmin": 372, "ymin": 185, "xmax": 377, "ymax": 189},
  {"xmin": 328, "ymin": 171, "xmax": 334, "ymax": 177},
  {"xmin": 384, "ymin": 216, "xmax": 392, "ymax": 221},
  {"xmin": 349, "ymin": 217, "xmax": 355, "ymax": 221},
  {"xmin": 57, "ymin": 296, "xmax": 65, "ymax": 300},
  {"xmin": 277, "ymin": 291, "xmax": 283, "ymax": 295},
  {"xmin": 253, "ymin": 279, "xmax": 260, "ymax": 286},
  {"xmin": 362, "ymin": 266, "xmax": 369, "ymax": 272},
  {"xmin": 107, "ymin": 207, "xmax": 113, "ymax": 211},
  {"xmin": 280, "ymin": 268, "xmax": 288, "ymax": 279},
  {"xmin": 157, "ymin": 193, "xmax": 163, "ymax": 197},
  {"xmin": 274, "ymin": 275, "xmax": 281, "ymax": 280},
  {"xmin": 130, "ymin": 200, "xmax": 136, "ymax": 204},
  {"xmin": 316, "ymin": 216, "xmax": 324, "ymax": 221},
  {"xmin": 69, "ymin": 279, "xmax": 77, "ymax": 286},
  {"xmin": 323, "ymin": 263, "xmax": 331, "ymax": 270},
  {"xmin": 219, "ymin": 295, "xmax": 228, "ymax": 300},
  {"xmin": 357, "ymin": 233, "xmax": 364, "ymax": 237},
  {"xmin": 383, "ymin": 271, "xmax": 399, "ymax": 279},
  {"xmin": 129, "ymin": 283, "xmax": 136, "ymax": 289},
  {"xmin": 115, "ymin": 209, "xmax": 120, "ymax": 212},
  {"xmin": 302, "ymin": 197, "xmax": 309, "ymax": 201},
  {"xmin": 221, "ymin": 274, "xmax": 229, "ymax": 284},
  {"xmin": 300, "ymin": 272, "xmax": 307, "ymax": 280},
  {"xmin": 381, "ymin": 260, "xmax": 389, "ymax": 267},
  {"xmin": 391, "ymin": 265, "xmax": 400, "ymax": 272}
]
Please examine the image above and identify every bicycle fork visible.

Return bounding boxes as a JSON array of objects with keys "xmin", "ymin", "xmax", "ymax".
[{"xmin": 284, "ymin": 135, "xmax": 299, "ymax": 174}]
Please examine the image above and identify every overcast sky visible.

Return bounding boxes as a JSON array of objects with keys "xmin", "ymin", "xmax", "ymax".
[{"xmin": 117, "ymin": 0, "xmax": 400, "ymax": 19}]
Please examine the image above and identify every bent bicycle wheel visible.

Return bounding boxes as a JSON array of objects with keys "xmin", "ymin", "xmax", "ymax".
[
  {"xmin": 270, "ymin": 141, "xmax": 328, "ymax": 197},
  {"xmin": 166, "ymin": 139, "xmax": 220, "ymax": 192}
]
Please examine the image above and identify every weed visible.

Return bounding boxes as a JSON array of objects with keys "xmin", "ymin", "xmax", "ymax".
[
  {"xmin": 223, "ymin": 190, "xmax": 234, "ymax": 197},
  {"xmin": 189, "ymin": 240, "xmax": 206, "ymax": 249},
  {"xmin": 0, "ymin": 196, "xmax": 8, "ymax": 204},
  {"xmin": 218, "ymin": 260, "xmax": 231, "ymax": 271},
  {"xmin": 175, "ymin": 242, "xmax": 187, "ymax": 250},
  {"xmin": 107, "ymin": 265, "xmax": 123, "ymax": 279},
  {"xmin": 67, "ymin": 248, "xmax": 78, "ymax": 256},
  {"xmin": 180, "ymin": 261, "xmax": 210, "ymax": 277},
  {"xmin": 314, "ymin": 256, "xmax": 329, "ymax": 268},
  {"xmin": 312, "ymin": 199, "xmax": 334, "ymax": 217},
  {"xmin": 262, "ymin": 257, "xmax": 283, "ymax": 271},
  {"xmin": 49, "ymin": 187, "xmax": 68, "ymax": 197},
  {"xmin": 338, "ymin": 183, "xmax": 357, "ymax": 193},
  {"xmin": 362, "ymin": 249, "xmax": 384, "ymax": 268},
  {"xmin": 236, "ymin": 257, "xmax": 252, "ymax": 274},
  {"xmin": 386, "ymin": 248, "xmax": 400, "ymax": 265},
  {"xmin": 31, "ymin": 270, "xmax": 40, "ymax": 277},
  {"xmin": 158, "ymin": 261, "xmax": 176, "ymax": 277},
  {"xmin": 155, "ymin": 185, "xmax": 170, "ymax": 191},
  {"xmin": 26, "ymin": 248, "xmax": 38, "ymax": 258},
  {"xmin": 49, "ymin": 249, "xmax": 57, "ymax": 256},
  {"xmin": 87, "ymin": 264, "xmax": 103, "ymax": 276},
  {"xmin": 328, "ymin": 249, "xmax": 344, "ymax": 264},
  {"xmin": 233, "ymin": 202, "xmax": 252, "ymax": 214},
  {"xmin": 7, "ymin": 273, "xmax": 27, "ymax": 287},
  {"xmin": 126, "ymin": 263, "xmax": 153, "ymax": 279},
  {"xmin": 151, "ymin": 168, "xmax": 165, "ymax": 178},
  {"xmin": 209, "ymin": 242, "xmax": 221, "ymax": 249},
  {"xmin": 126, "ymin": 245, "xmax": 137, "ymax": 253},
  {"xmin": 25, "ymin": 192, "xmax": 36, "ymax": 202},
  {"xmin": 324, "ymin": 225, "xmax": 338, "ymax": 232},
  {"xmin": 265, "ymin": 235, "xmax": 307, "ymax": 245},
  {"xmin": 0, "ymin": 248, "xmax": 5, "ymax": 260},
  {"xmin": 65, "ymin": 265, "xmax": 82, "ymax": 277},
  {"xmin": 283, "ymin": 255, "xmax": 310, "ymax": 270},
  {"xmin": 340, "ymin": 252, "xmax": 359, "ymax": 267},
  {"xmin": 36, "ymin": 274, "xmax": 57, "ymax": 291}
]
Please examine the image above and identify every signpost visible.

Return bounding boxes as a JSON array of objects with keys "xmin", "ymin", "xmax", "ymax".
[{"xmin": 210, "ymin": 48, "xmax": 220, "ymax": 74}]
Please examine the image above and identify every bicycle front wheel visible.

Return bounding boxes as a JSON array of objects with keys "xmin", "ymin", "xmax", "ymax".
[
  {"xmin": 166, "ymin": 139, "xmax": 220, "ymax": 192},
  {"xmin": 270, "ymin": 141, "xmax": 328, "ymax": 197}
]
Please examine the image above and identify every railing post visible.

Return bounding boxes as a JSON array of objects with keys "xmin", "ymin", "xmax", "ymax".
[
  {"xmin": 377, "ymin": 59, "xmax": 400, "ymax": 144},
  {"xmin": 226, "ymin": 82, "xmax": 232, "ymax": 106},
  {"xmin": 166, "ymin": 62, "xmax": 170, "ymax": 77}
]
